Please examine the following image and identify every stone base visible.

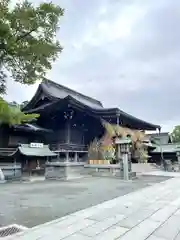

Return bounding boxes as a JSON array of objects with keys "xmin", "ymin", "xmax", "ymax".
[
  {"xmin": 45, "ymin": 163, "xmax": 136, "ymax": 181},
  {"xmin": 45, "ymin": 162, "xmax": 86, "ymax": 180},
  {"xmin": 84, "ymin": 164, "xmax": 136, "ymax": 179},
  {"xmin": 0, "ymin": 165, "xmax": 22, "ymax": 180},
  {"xmin": 0, "ymin": 180, "xmax": 6, "ymax": 184}
]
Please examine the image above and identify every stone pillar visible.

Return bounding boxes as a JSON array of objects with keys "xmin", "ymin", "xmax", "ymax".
[
  {"xmin": 65, "ymin": 152, "xmax": 69, "ymax": 162},
  {"xmin": 0, "ymin": 168, "xmax": 5, "ymax": 182},
  {"xmin": 122, "ymin": 153, "xmax": 129, "ymax": 180},
  {"xmin": 117, "ymin": 144, "xmax": 122, "ymax": 164},
  {"xmin": 128, "ymin": 153, "xmax": 132, "ymax": 172},
  {"xmin": 178, "ymin": 156, "xmax": 180, "ymax": 171},
  {"xmin": 74, "ymin": 152, "xmax": 78, "ymax": 162},
  {"xmin": 117, "ymin": 145, "xmax": 120, "ymax": 159}
]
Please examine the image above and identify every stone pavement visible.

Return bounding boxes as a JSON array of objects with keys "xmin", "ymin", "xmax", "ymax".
[
  {"xmin": 142, "ymin": 170, "xmax": 180, "ymax": 178},
  {"xmin": 4, "ymin": 177, "xmax": 180, "ymax": 240},
  {"xmin": 1, "ymin": 176, "xmax": 169, "ymax": 228}
]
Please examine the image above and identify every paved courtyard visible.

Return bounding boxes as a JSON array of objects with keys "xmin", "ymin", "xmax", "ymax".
[
  {"xmin": 0, "ymin": 175, "xmax": 170, "ymax": 228},
  {"xmin": 4, "ymin": 177, "xmax": 180, "ymax": 240}
]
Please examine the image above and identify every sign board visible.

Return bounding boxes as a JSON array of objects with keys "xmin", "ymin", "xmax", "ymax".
[
  {"xmin": 30, "ymin": 143, "xmax": 44, "ymax": 148},
  {"xmin": 115, "ymin": 138, "xmax": 131, "ymax": 145}
]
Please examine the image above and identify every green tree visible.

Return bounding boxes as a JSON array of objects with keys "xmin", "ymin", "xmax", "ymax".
[
  {"xmin": 0, "ymin": 0, "xmax": 64, "ymax": 94},
  {"xmin": 0, "ymin": 97, "xmax": 39, "ymax": 125},
  {"xmin": 171, "ymin": 126, "xmax": 180, "ymax": 143}
]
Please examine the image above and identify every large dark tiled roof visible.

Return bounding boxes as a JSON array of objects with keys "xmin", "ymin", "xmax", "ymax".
[
  {"xmin": 22, "ymin": 79, "xmax": 160, "ymax": 131},
  {"xmin": 42, "ymin": 79, "xmax": 103, "ymax": 109}
]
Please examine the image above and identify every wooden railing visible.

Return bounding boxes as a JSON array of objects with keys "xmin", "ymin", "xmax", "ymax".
[
  {"xmin": 0, "ymin": 148, "xmax": 18, "ymax": 156},
  {"xmin": 50, "ymin": 143, "xmax": 88, "ymax": 152}
]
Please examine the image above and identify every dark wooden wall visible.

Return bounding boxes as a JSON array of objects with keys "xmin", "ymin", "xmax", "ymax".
[
  {"xmin": 8, "ymin": 131, "xmax": 46, "ymax": 147},
  {"xmin": 47, "ymin": 129, "xmax": 67, "ymax": 144},
  {"xmin": 46, "ymin": 126, "xmax": 85, "ymax": 145},
  {"xmin": 0, "ymin": 125, "xmax": 9, "ymax": 147},
  {"xmin": 70, "ymin": 128, "xmax": 84, "ymax": 144},
  {"xmin": 149, "ymin": 152, "xmax": 177, "ymax": 164},
  {"xmin": 0, "ymin": 105, "xmax": 106, "ymax": 149}
]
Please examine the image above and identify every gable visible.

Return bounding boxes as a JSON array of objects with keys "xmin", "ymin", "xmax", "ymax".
[
  {"xmin": 42, "ymin": 79, "xmax": 103, "ymax": 109},
  {"xmin": 23, "ymin": 79, "xmax": 103, "ymax": 111}
]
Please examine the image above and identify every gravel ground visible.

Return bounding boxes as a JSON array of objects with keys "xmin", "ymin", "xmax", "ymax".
[{"xmin": 0, "ymin": 175, "xmax": 171, "ymax": 228}]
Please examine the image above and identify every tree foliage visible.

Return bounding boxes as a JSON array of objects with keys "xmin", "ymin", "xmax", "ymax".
[
  {"xmin": 0, "ymin": 0, "xmax": 64, "ymax": 94},
  {"xmin": 0, "ymin": 97, "xmax": 39, "ymax": 125},
  {"xmin": 171, "ymin": 125, "xmax": 180, "ymax": 143},
  {"xmin": 102, "ymin": 122, "xmax": 148, "ymax": 162}
]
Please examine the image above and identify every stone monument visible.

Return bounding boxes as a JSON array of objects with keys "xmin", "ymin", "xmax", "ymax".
[{"xmin": 0, "ymin": 168, "xmax": 5, "ymax": 183}]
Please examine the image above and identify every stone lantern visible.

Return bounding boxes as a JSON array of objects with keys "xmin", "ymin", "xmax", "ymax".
[{"xmin": 115, "ymin": 137, "xmax": 132, "ymax": 180}]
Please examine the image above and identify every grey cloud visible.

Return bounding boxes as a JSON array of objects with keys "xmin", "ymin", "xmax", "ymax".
[
  {"xmin": 125, "ymin": 0, "xmax": 180, "ymax": 61},
  {"xmin": 57, "ymin": 0, "xmax": 109, "ymax": 43}
]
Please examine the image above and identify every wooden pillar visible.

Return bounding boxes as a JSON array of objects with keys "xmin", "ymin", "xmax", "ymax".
[
  {"xmin": 66, "ymin": 121, "xmax": 71, "ymax": 144},
  {"xmin": 64, "ymin": 110, "xmax": 74, "ymax": 144},
  {"xmin": 158, "ymin": 127, "xmax": 161, "ymax": 134}
]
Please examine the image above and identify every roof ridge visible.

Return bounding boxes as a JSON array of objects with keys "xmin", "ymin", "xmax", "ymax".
[
  {"xmin": 43, "ymin": 79, "xmax": 103, "ymax": 106},
  {"xmin": 147, "ymin": 132, "xmax": 169, "ymax": 135}
]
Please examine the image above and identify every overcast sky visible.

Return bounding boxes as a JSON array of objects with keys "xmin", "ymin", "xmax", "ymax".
[{"xmin": 6, "ymin": 0, "xmax": 180, "ymax": 132}]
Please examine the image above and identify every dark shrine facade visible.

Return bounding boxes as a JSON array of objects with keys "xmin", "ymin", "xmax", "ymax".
[{"xmin": 0, "ymin": 79, "xmax": 161, "ymax": 164}]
